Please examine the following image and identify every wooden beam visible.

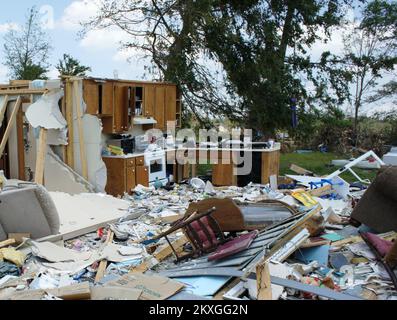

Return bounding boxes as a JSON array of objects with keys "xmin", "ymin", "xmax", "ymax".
[
  {"xmin": 95, "ymin": 230, "xmax": 114, "ymax": 283},
  {"xmin": 73, "ymin": 80, "xmax": 88, "ymax": 180},
  {"xmin": 34, "ymin": 128, "xmax": 48, "ymax": 185},
  {"xmin": 0, "ymin": 89, "xmax": 47, "ymax": 95},
  {"xmin": 256, "ymin": 260, "xmax": 272, "ymax": 300},
  {"xmin": 65, "ymin": 81, "xmax": 74, "ymax": 168},
  {"xmin": 0, "ymin": 96, "xmax": 22, "ymax": 158}
]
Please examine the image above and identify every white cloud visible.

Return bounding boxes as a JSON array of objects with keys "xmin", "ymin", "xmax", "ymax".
[
  {"xmin": 0, "ymin": 22, "xmax": 19, "ymax": 33},
  {"xmin": 58, "ymin": 0, "xmax": 100, "ymax": 31},
  {"xmin": 79, "ymin": 27, "xmax": 131, "ymax": 50}
]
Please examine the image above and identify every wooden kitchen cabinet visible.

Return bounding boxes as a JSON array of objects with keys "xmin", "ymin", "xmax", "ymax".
[
  {"xmin": 103, "ymin": 156, "xmax": 149, "ymax": 196},
  {"xmin": 126, "ymin": 166, "xmax": 136, "ymax": 191},
  {"xmin": 113, "ymin": 84, "xmax": 130, "ymax": 133},
  {"xmin": 165, "ymin": 85, "xmax": 177, "ymax": 125},
  {"xmin": 144, "ymin": 85, "xmax": 155, "ymax": 118},
  {"xmin": 154, "ymin": 86, "xmax": 166, "ymax": 131},
  {"xmin": 83, "ymin": 79, "xmax": 114, "ymax": 116},
  {"xmin": 136, "ymin": 165, "xmax": 149, "ymax": 187}
]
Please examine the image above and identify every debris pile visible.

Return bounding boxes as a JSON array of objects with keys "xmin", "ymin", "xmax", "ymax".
[{"xmin": 0, "ymin": 168, "xmax": 397, "ymax": 300}]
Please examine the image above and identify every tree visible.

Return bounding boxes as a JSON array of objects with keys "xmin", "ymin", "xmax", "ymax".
[
  {"xmin": 2, "ymin": 6, "xmax": 52, "ymax": 80},
  {"xmin": 82, "ymin": 0, "xmax": 358, "ymax": 133},
  {"xmin": 342, "ymin": 0, "xmax": 397, "ymax": 143},
  {"xmin": 56, "ymin": 54, "xmax": 92, "ymax": 77}
]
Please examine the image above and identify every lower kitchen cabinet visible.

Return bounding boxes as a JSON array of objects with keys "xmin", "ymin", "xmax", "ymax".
[
  {"xmin": 103, "ymin": 156, "xmax": 149, "ymax": 197},
  {"xmin": 136, "ymin": 165, "xmax": 149, "ymax": 187}
]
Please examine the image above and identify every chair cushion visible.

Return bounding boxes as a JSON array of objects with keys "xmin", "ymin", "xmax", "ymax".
[{"xmin": 0, "ymin": 184, "xmax": 60, "ymax": 240}]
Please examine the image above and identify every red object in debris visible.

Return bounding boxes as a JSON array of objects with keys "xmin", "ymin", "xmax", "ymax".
[
  {"xmin": 97, "ymin": 228, "xmax": 104, "ymax": 239},
  {"xmin": 363, "ymin": 232, "xmax": 394, "ymax": 257},
  {"xmin": 190, "ymin": 216, "xmax": 219, "ymax": 250},
  {"xmin": 208, "ymin": 231, "xmax": 258, "ymax": 261}
]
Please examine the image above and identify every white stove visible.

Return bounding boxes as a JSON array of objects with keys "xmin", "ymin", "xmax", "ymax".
[{"xmin": 144, "ymin": 149, "xmax": 167, "ymax": 186}]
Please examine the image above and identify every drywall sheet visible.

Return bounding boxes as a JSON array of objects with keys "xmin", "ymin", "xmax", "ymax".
[
  {"xmin": 44, "ymin": 148, "xmax": 95, "ymax": 195},
  {"xmin": 73, "ymin": 115, "xmax": 107, "ymax": 192},
  {"xmin": 25, "ymin": 89, "xmax": 66, "ymax": 130},
  {"xmin": 49, "ymin": 192, "xmax": 128, "ymax": 238}
]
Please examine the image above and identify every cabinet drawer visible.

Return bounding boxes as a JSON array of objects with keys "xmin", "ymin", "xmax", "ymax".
[
  {"xmin": 126, "ymin": 158, "xmax": 136, "ymax": 167},
  {"xmin": 136, "ymin": 156, "xmax": 145, "ymax": 166}
]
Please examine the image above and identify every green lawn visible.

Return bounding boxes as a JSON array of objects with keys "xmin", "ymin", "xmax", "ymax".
[
  {"xmin": 280, "ymin": 151, "xmax": 377, "ymax": 183},
  {"xmin": 195, "ymin": 151, "xmax": 378, "ymax": 184}
]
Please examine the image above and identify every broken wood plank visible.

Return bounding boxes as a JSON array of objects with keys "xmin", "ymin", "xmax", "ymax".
[
  {"xmin": 309, "ymin": 184, "xmax": 332, "ymax": 197},
  {"xmin": 34, "ymin": 128, "xmax": 48, "ymax": 185},
  {"xmin": 0, "ymin": 96, "xmax": 22, "ymax": 158},
  {"xmin": 0, "ymin": 238, "xmax": 16, "ymax": 248},
  {"xmin": 332, "ymin": 231, "xmax": 396, "ymax": 248},
  {"xmin": 95, "ymin": 230, "xmax": 114, "ymax": 283},
  {"xmin": 290, "ymin": 164, "xmax": 314, "ymax": 176},
  {"xmin": 73, "ymin": 80, "xmax": 88, "ymax": 180},
  {"xmin": 130, "ymin": 235, "xmax": 188, "ymax": 274},
  {"xmin": 256, "ymin": 260, "xmax": 272, "ymax": 300}
]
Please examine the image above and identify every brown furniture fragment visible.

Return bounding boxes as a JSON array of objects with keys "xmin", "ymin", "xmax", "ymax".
[{"xmin": 351, "ymin": 166, "xmax": 397, "ymax": 233}]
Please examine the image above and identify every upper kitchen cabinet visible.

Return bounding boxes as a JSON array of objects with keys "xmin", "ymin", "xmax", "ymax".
[
  {"xmin": 83, "ymin": 79, "xmax": 114, "ymax": 116},
  {"xmin": 143, "ymin": 85, "xmax": 155, "ymax": 118},
  {"xmin": 154, "ymin": 86, "xmax": 166, "ymax": 131},
  {"xmin": 113, "ymin": 84, "xmax": 132, "ymax": 133},
  {"xmin": 165, "ymin": 85, "xmax": 177, "ymax": 126}
]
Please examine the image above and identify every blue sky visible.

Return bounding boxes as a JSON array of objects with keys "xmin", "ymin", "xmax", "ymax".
[{"xmin": 0, "ymin": 0, "xmax": 148, "ymax": 82}]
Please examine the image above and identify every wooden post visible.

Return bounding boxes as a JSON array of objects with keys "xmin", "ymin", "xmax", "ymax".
[
  {"xmin": 95, "ymin": 230, "xmax": 114, "ymax": 283},
  {"xmin": 35, "ymin": 128, "xmax": 48, "ymax": 185},
  {"xmin": 256, "ymin": 260, "xmax": 272, "ymax": 300},
  {"xmin": 0, "ymin": 96, "xmax": 22, "ymax": 158},
  {"xmin": 73, "ymin": 80, "xmax": 88, "ymax": 180},
  {"xmin": 65, "ymin": 80, "xmax": 74, "ymax": 168},
  {"xmin": 16, "ymin": 106, "xmax": 26, "ymax": 180}
]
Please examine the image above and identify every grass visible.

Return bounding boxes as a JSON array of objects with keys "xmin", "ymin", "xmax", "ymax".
[
  {"xmin": 195, "ymin": 151, "xmax": 378, "ymax": 184},
  {"xmin": 280, "ymin": 151, "xmax": 377, "ymax": 184}
]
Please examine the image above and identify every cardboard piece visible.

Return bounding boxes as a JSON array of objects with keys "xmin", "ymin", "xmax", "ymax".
[
  {"xmin": 46, "ymin": 282, "xmax": 91, "ymax": 300},
  {"xmin": 107, "ymin": 274, "xmax": 184, "ymax": 300},
  {"xmin": 8, "ymin": 234, "xmax": 30, "ymax": 245},
  {"xmin": 91, "ymin": 286, "xmax": 142, "ymax": 300}
]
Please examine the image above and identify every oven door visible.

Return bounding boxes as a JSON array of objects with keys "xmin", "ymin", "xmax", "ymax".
[{"xmin": 146, "ymin": 154, "xmax": 166, "ymax": 182}]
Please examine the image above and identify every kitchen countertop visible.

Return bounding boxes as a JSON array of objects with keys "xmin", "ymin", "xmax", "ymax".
[{"xmin": 102, "ymin": 145, "xmax": 281, "ymax": 159}]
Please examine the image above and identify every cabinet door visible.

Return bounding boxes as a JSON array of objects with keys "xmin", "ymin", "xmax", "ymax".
[
  {"xmin": 83, "ymin": 80, "xmax": 99, "ymax": 115},
  {"xmin": 144, "ymin": 85, "xmax": 155, "ymax": 117},
  {"xmin": 126, "ymin": 167, "xmax": 136, "ymax": 193},
  {"xmin": 154, "ymin": 86, "xmax": 166, "ymax": 131},
  {"xmin": 165, "ymin": 86, "xmax": 177, "ymax": 126},
  {"xmin": 136, "ymin": 166, "xmax": 149, "ymax": 187},
  {"xmin": 113, "ymin": 85, "xmax": 129, "ymax": 133},
  {"xmin": 101, "ymin": 82, "xmax": 114, "ymax": 115},
  {"xmin": 103, "ymin": 157, "xmax": 126, "ymax": 196}
]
